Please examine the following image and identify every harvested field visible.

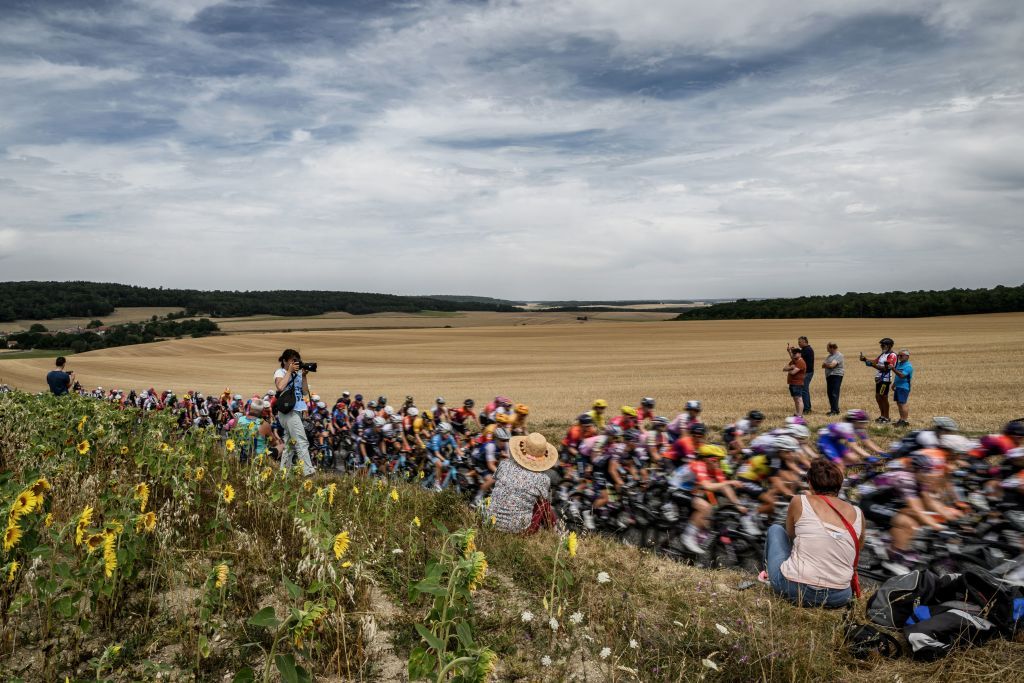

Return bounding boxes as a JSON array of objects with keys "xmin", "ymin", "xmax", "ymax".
[
  {"xmin": 2, "ymin": 306, "xmax": 183, "ymax": 332},
  {"xmin": 3, "ymin": 313, "xmax": 1023, "ymax": 431}
]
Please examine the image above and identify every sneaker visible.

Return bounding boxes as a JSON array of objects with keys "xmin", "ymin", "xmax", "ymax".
[
  {"xmin": 740, "ymin": 515, "xmax": 761, "ymax": 537},
  {"xmin": 893, "ymin": 420, "xmax": 909, "ymax": 428},
  {"xmin": 682, "ymin": 534, "xmax": 705, "ymax": 555},
  {"xmin": 757, "ymin": 570, "xmax": 770, "ymax": 584}
]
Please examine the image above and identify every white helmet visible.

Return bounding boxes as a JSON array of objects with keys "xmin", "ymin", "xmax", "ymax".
[
  {"xmin": 363, "ymin": 409, "xmax": 376, "ymax": 420},
  {"xmin": 311, "ymin": 394, "xmax": 320, "ymax": 402},
  {"xmin": 787, "ymin": 424, "xmax": 811, "ymax": 441},
  {"xmin": 390, "ymin": 414, "xmax": 403, "ymax": 424},
  {"xmin": 372, "ymin": 417, "xmax": 386, "ymax": 428},
  {"xmin": 233, "ymin": 394, "xmax": 242, "ymax": 401},
  {"xmin": 384, "ymin": 405, "xmax": 395, "ymax": 416},
  {"xmin": 407, "ymin": 407, "xmax": 420, "ymax": 417},
  {"xmin": 437, "ymin": 422, "xmax": 452, "ymax": 434},
  {"xmin": 382, "ymin": 424, "xmax": 394, "ymax": 436},
  {"xmin": 773, "ymin": 435, "xmax": 800, "ymax": 452},
  {"xmin": 316, "ymin": 401, "xmax": 326, "ymax": 409}
]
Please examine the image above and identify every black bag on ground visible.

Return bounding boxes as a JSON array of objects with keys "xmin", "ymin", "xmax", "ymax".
[
  {"xmin": 866, "ymin": 569, "xmax": 938, "ymax": 628},
  {"xmin": 903, "ymin": 606, "xmax": 996, "ymax": 660},
  {"xmin": 843, "ymin": 623, "xmax": 902, "ymax": 659}
]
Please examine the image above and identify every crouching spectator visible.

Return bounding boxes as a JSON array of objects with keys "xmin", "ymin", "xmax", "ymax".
[{"xmin": 490, "ymin": 433, "xmax": 557, "ymax": 534}]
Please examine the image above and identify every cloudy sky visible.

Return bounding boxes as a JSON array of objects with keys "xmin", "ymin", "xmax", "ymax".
[{"xmin": 1, "ymin": 1, "xmax": 1022, "ymax": 299}]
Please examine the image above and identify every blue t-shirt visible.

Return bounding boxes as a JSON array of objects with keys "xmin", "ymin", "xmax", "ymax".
[
  {"xmin": 46, "ymin": 370, "xmax": 71, "ymax": 396},
  {"xmin": 894, "ymin": 360, "xmax": 913, "ymax": 390}
]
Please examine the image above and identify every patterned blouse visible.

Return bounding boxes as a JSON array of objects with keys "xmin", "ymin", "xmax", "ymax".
[{"xmin": 490, "ymin": 459, "xmax": 551, "ymax": 533}]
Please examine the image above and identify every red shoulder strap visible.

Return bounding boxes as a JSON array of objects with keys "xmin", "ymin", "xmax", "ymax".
[{"xmin": 817, "ymin": 495, "xmax": 862, "ymax": 598}]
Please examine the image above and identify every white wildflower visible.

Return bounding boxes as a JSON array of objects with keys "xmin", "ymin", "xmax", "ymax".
[
  {"xmin": 702, "ymin": 657, "xmax": 719, "ymax": 671},
  {"xmin": 391, "ymin": 548, "xmax": 404, "ymax": 555},
  {"xmin": 549, "ymin": 617, "xmax": 559, "ymax": 632},
  {"xmin": 599, "ymin": 647, "xmax": 611, "ymax": 660},
  {"xmin": 540, "ymin": 655, "xmax": 552, "ymax": 667},
  {"xmin": 716, "ymin": 623, "xmax": 730, "ymax": 635},
  {"xmin": 569, "ymin": 611, "xmax": 584, "ymax": 625},
  {"xmin": 521, "ymin": 610, "xmax": 534, "ymax": 623},
  {"xmin": 596, "ymin": 571, "xmax": 610, "ymax": 584},
  {"xmin": 673, "ymin": 620, "xmax": 685, "ymax": 627},
  {"xmin": 629, "ymin": 638, "xmax": 638, "ymax": 649}
]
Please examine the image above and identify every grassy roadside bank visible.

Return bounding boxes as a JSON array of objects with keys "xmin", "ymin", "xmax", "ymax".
[{"xmin": 0, "ymin": 392, "xmax": 1020, "ymax": 681}]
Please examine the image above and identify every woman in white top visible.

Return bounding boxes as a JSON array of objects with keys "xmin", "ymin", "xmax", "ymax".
[{"xmin": 764, "ymin": 458, "xmax": 864, "ymax": 607}]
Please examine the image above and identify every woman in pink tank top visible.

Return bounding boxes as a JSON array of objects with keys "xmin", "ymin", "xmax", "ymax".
[{"xmin": 763, "ymin": 459, "xmax": 864, "ymax": 607}]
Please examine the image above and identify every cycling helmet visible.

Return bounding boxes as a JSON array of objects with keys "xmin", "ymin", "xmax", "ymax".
[
  {"xmin": 785, "ymin": 415, "xmax": 807, "ymax": 426},
  {"xmin": 641, "ymin": 397, "xmax": 655, "ymax": 408},
  {"xmin": 372, "ymin": 417, "xmax": 386, "ymax": 428},
  {"xmin": 515, "ymin": 403, "xmax": 530, "ymax": 415},
  {"xmin": 689, "ymin": 423, "xmax": 707, "ymax": 437},
  {"xmin": 685, "ymin": 400, "xmax": 702, "ymax": 411},
  {"xmin": 354, "ymin": 394, "xmax": 363, "ymax": 401},
  {"xmin": 605, "ymin": 425, "xmax": 624, "ymax": 438},
  {"xmin": 382, "ymin": 424, "xmax": 394, "ymax": 436},
  {"xmin": 787, "ymin": 424, "xmax": 811, "ymax": 441},
  {"xmin": 437, "ymin": 422, "xmax": 452, "ymax": 434},
  {"xmin": 463, "ymin": 398, "xmax": 475, "ymax": 408},
  {"xmin": 773, "ymin": 435, "xmax": 800, "ymax": 452},
  {"xmin": 342, "ymin": 391, "xmax": 351, "ymax": 398},
  {"xmin": 495, "ymin": 413, "xmax": 513, "ymax": 424},
  {"xmin": 932, "ymin": 416, "xmax": 959, "ymax": 433},
  {"xmin": 620, "ymin": 406, "xmax": 638, "ymax": 417},
  {"xmin": 939, "ymin": 434, "xmax": 973, "ymax": 454},
  {"xmin": 578, "ymin": 414, "xmax": 594, "ymax": 426},
  {"xmin": 747, "ymin": 410, "xmax": 765, "ymax": 421},
  {"xmin": 363, "ymin": 409, "xmax": 376, "ymax": 420},
  {"xmin": 377, "ymin": 395, "xmax": 387, "ymax": 405},
  {"xmin": 316, "ymin": 401, "xmax": 326, "ymax": 409},
  {"xmin": 311, "ymin": 394, "xmax": 320, "ymax": 402},
  {"xmin": 592, "ymin": 399, "xmax": 608, "ymax": 409},
  {"xmin": 368, "ymin": 400, "xmax": 378, "ymax": 409},
  {"xmin": 383, "ymin": 405, "xmax": 395, "ymax": 416},
  {"xmin": 1005, "ymin": 420, "xmax": 1024, "ymax": 438},
  {"xmin": 496, "ymin": 396, "xmax": 512, "ymax": 407},
  {"xmin": 832, "ymin": 422, "xmax": 856, "ymax": 438},
  {"xmin": 652, "ymin": 416, "xmax": 669, "ymax": 427},
  {"xmin": 389, "ymin": 414, "xmax": 403, "ymax": 424},
  {"xmin": 846, "ymin": 409, "xmax": 869, "ymax": 422},
  {"xmin": 879, "ymin": 337, "xmax": 895, "ymax": 347},
  {"xmin": 436, "ymin": 396, "xmax": 446, "ymax": 404},
  {"xmin": 697, "ymin": 444, "xmax": 726, "ymax": 459},
  {"xmin": 233, "ymin": 393, "xmax": 242, "ymax": 401},
  {"xmin": 624, "ymin": 428, "xmax": 642, "ymax": 443},
  {"xmin": 407, "ymin": 407, "xmax": 420, "ymax": 417},
  {"xmin": 494, "ymin": 427, "xmax": 511, "ymax": 441}
]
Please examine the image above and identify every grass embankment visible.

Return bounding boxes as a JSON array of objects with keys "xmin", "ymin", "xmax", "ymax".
[{"xmin": 0, "ymin": 393, "xmax": 1020, "ymax": 682}]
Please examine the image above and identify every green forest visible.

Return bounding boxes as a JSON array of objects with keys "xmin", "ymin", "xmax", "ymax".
[
  {"xmin": 4, "ymin": 318, "xmax": 220, "ymax": 353},
  {"xmin": 0, "ymin": 281, "xmax": 519, "ymax": 322},
  {"xmin": 676, "ymin": 284, "xmax": 1024, "ymax": 320}
]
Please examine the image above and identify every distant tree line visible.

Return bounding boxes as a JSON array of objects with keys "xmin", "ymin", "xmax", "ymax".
[
  {"xmin": 6, "ymin": 318, "xmax": 219, "ymax": 353},
  {"xmin": 0, "ymin": 281, "xmax": 519, "ymax": 322},
  {"xmin": 676, "ymin": 284, "xmax": 1024, "ymax": 320}
]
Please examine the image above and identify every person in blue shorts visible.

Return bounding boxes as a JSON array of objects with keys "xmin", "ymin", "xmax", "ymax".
[{"xmin": 892, "ymin": 349, "xmax": 914, "ymax": 428}]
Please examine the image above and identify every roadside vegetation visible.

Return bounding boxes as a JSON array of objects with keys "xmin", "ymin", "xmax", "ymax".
[{"xmin": 1, "ymin": 392, "xmax": 1021, "ymax": 681}]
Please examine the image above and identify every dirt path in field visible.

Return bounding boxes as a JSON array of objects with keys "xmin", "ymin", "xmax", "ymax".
[{"xmin": 366, "ymin": 584, "xmax": 408, "ymax": 682}]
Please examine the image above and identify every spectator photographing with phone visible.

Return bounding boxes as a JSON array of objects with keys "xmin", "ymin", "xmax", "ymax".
[
  {"xmin": 46, "ymin": 356, "xmax": 75, "ymax": 396},
  {"xmin": 860, "ymin": 338, "xmax": 898, "ymax": 424}
]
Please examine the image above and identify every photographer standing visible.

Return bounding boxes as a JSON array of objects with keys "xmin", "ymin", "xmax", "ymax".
[
  {"xmin": 46, "ymin": 356, "xmax": 75, "ymax": 396},
  {"xmin": 274, "ymin": 349, "xmax": 315, "ymax": 476}
]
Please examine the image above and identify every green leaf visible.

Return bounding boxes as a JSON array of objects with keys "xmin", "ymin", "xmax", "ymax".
[
  {"xmin": 283, "ymin": 575, "xmax": 303, "ymax": 601},
  {"xmin": 414, "ymin": 623, "xmax": 445, "ymax": 652},
  {"xmin": 231, "ymin": 667, "xmax": 255, "ymax": 683},
  {"xmin": 455, "ymin": 621, "xmax": 475, "ymax": 649},
  {"xmin": 432, "ymin": 519, "xmax": 449, "ymax": 536},
  {"xmin": 246, "ymin": 606, "xmax": 280, "ymax": 629},
  {"xmin": 408, "ymin": 646, "xmax": 434, "ymax": 681},
  {"xmin": 274, "ymin": 654, "xmax": 299, "ymax": 683},
  {"xmin": 198, "ymin": 634, "xmax": 211, "ymax": 659},
  {"xmin": 53, "ymin": 596, "xmax": 76, "ymax": 619},
  {"xmin": 294, "ymin": 664, "xmax": 312, "ymax": 683}
]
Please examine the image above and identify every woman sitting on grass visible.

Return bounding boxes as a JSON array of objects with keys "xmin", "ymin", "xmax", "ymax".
[
  {"xmin": 763, "ymin": 458, "xmax": 863, "ymax": 608},
  {"xmin": 490, "ymin": 432, "xmax": 557, "ymax": 534}
]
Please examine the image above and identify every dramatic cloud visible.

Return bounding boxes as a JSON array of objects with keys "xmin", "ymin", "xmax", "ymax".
[{"xmin": 1, "ymin": 0, "xmax": 1021, "ymax": 298}]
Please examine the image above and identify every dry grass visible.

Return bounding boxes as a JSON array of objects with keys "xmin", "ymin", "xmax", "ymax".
[
  {"xmin": 2, "ymin": 307, "xmax": 183, "ymax": 332},
  {"xmin": 2, "ymin": 311, "xmax": 1024, "ymax": 430},
  {"xmin": 3, "ymin": 313, "xmax": 1023, "ymax": 431}
]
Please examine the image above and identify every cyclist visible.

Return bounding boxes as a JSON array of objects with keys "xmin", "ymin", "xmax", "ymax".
[
  {"xmin": 723, "ymin": 410, "xmax": 764, "ymax": 457},
  {"xmin": 670, "ymin": 443, "xmax": 749, "ymax": 554},
  {"xmin": 736, "ymin": 435, "xmax": 801, "ymax": 516},
  {"xmin": 667, "ymin": 400, "xmax": 702, "ymax": 440},
  {"xmin": 587, "ymin": 399, "xmax": 609, "ymax": 430},
  {"xmin": 426, "ymin": 422, "xmax": 460, "ymax": 491},
  {"xmin": 588, "ymin": 425, "xmax": 628, "ymax": 512},
  {"xmin": 450, "ymin": 399, "xmax": 479, "ymax": 444},
  {"xmin": 611, "ymin": 405, "xmax": 639, "ymax": 431},
  {"xmin": 644, "ymin": 416, "xmax": 672, "ymax": 466},
  {"xmin": 510, "ymin": 403, "xmax": 530, "ymax": 435},
  {"xmin": 637, "ymin": 397, "xmax": 657, "ymax": 425},
  {"xmin": 844, "ymin": 409, "xmax": 887, "ymax": 457},
  {"xmin": 358, "ymin": 416, "xmax": 387, "ymax": 475},
  {"xmin": 816, "ymin": 421, "xmax": 860, "ymax": 467},
  {"xmin": 472, "ymin": 427, "xmax": 511, "ymax": 504},
  {"xmin": 561, "ymin": 414, "xmax": 597, "ymax": 473},
  {"xmin": 432, "ymin": 397, "xmax": 452, "ymax": 425}
]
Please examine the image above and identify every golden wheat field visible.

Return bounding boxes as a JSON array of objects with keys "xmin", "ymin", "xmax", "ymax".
[{"xmin": 2, "ymin": 313, "xmax": 1023, "ymax": 431}]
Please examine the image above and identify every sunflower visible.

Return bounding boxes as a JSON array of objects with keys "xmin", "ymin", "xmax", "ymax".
[
  {"xmin": 413, "ymin": 516, "xmax": 421, "ymax": 528},
  {"xmin": 222, "ymin": 484, "xmax": 235, "ymax": 504},
  {"xmin": 159, "ymin": 442, "xmax": 170, "ymax": 452},
  {"xmin": 120, "ymin": 446, "xmax": 129, "ymax": 456},
  {"xmin": 3, "ymin": 523, "xmax": 22, "ymax": 552},
  {"xmin": 352, "ymin": 485, "xmax": 359, "ymax": 495},
  {"xmin": 6, "ymin": 560, "xmax": 17, "ymax": 584},
  {"xmin": 466, "ymin": 551, "xmax": 488, "ymax": 591},
  {"xmin": 85, "ymin": 533, "xmax": 105, "ymax": 554},
  {"xmin": 389, "ymin": 488, "xmax": 399, "ymax": 503},
  {"xmin": 14, "ymin": 490, "xmax": 39, "ymax": 517},
  {"xmin": 30, "ymin": 477, "xmax": 51, "ymax": 497},
  {"xmin": 214, "ymin": 563, "xmax": 229, "ymax": 589},
  {"xmin": 260, "ymin": 467, "xmax": 272, "ymax": 482},
  {"xmin": 77, "ymin": 415, "xmax": 88, "ymax": 433},
  {"xmin": 76, "ymin": 440, "xmax": 91, "ymax": 455},
  {"xmin": 333, "ymin": 531, "xmax": 350, "ymax": 560},
  {"xmin": 461, "ymin": 529, "xmax": 477, "ymax": 558},
  {"xmin": 303, "ymin": 479, "xmax": 313, "ymax": 493},
  {"xmin": 75, "ymin": 506, "xmax": 94, "ymax": 546},
  {"xmin": 341, "ymin": 560, "xmax": 352, "ymax": 568},
  {"xmin": 102, "ymin": 532, "xmax": 118, "ymax": 578},
  {"xmin": 134, "ymin": 482, "xmax": 150, "ymax": 512},
  {"xmin": 194, "ymin": 467, "xmax": 205, "ymax": 482},
  {"xmin": 44, "ymin": 513, "xmax": 53, "ymax": 529},
  {"xmin": 473, "ymin": 648, "xmax": 497, "ymax": 682},
  {"xmin": 136, "ymin": 511, "xmax": 157, "ymax": 533},
  {"xmin": 566, "ymin": 531, "xmax": 578, "ymax": 558},
  {"xmin": 225, "ymin": 439, "xmax": 236, "ymax": 453},
  {"xmin": 327, "ymin": 483, "xmax": 337, "ymax": 506}
]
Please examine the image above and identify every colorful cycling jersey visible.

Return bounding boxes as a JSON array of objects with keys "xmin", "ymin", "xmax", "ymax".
[
  {"xmin": 451, "ymin": 407, "xmax": 476, "ymax": 429},
  {"xmin": 665, "ymin": 436, "xmax": 695, "ymax": 463},
  {"xmin": 591, "ymin": 442, "xmax": 626, "ymax": 475},
  {"xmin": 610, "ymin": 415, "xmax": 637, "ymax": 430},
  {"xmin": 427, "ymin": 433, "xmax": 458, "ymax": 454},
  {"xmin": 872, "ymin": 351, "xmax": 898, "ymax": 382},
  {"xmin": 587, "ymin": 409, "xmax": 607, "ymax": 430},
  {"xmin": 578, "ymin": 435, "xmax": 606, "ymax": 458},
  {"xmin": 472, "ymin": 441, "xmax": 503, "ymax": 469},
  {"xmin": 562, "ymin": 424, "xmax": 595, "ymax": 449},
  {"xmin": 737, "ymin": 452, "xmax": 782, "ymax": 482},
  {"xmin": 667, "ymin": 412, "xmax": 698, "ymax": 439},
  {"xmin": 668, "ymin": 459, "xmax": 726, "ymax": 491},
  {"xmin": 645, "ymin": 429, "xmax": 670, "ymax": 452},
  {"xmin": 874, "ymin": 466, "xmax": 922, "ymax": 500},
  {"xmin": 361, "ymin": 428, "xmax": 382, "ymax": 448}
]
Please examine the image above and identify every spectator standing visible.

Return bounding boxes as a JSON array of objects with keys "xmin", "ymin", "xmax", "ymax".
[
  {"xmin": 785, "ymin": 347, "xmax": 807, "ymax": 416},
  {"xmin": 797, "ymin": 336, "xmax": 815, "ymax": 412},
  {"xmin": 45, "ymin": 356, "xmax": 74, "ymax": 396},
  {"xmin": 273, "ymin": 348, "xmax": 315, "ymax": 476},
  {"xmin": 822, "ymin": 343, "xmax": 845, "ymax": 416},
  {"xmin": 892, "ymin": 349, "xmax": 914, "ymax": 428},
  {"xmin": 859, "ymin": 338, "xmax": 898, "ymax": 423}
]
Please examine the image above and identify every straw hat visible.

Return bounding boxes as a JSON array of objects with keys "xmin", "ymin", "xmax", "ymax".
[{"xmin": 509, "ymin": 432, "xmax": 558, "ymax": 472}]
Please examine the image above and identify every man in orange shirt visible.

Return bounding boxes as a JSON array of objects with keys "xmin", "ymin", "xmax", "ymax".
[{"xmin": 785, "ymin": 347, "xmax": 807, "ymax": 416}]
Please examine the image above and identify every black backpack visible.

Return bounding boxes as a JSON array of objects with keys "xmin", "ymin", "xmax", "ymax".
[
  {"xmin": 867, "ymin": 570, "xmax": 938, "ymax": 628},
  {"xmin": 843, "ymin": 623, "xmax": 902, "ymax": 660},
  {"xmin": 276, "ymin": 375, "xmax": 297, "ymax": 415}
]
